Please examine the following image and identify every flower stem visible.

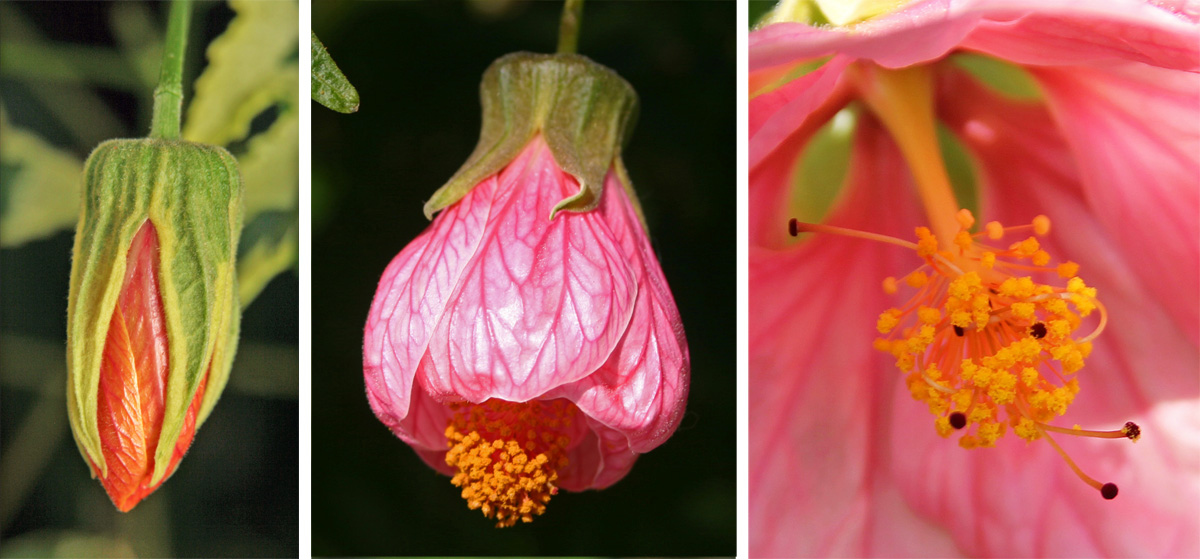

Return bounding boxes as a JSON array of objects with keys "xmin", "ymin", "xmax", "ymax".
[
  {"xmin": 149, "ymin": 0, "xmax": 191, "ymax": 140},
  {"xmin": 854, "ymin": 64, "xmax": 960, "ymax": 248},
  {"xmin": 557, "ymin": 0, "xmax": 584, "ymax": 55}
]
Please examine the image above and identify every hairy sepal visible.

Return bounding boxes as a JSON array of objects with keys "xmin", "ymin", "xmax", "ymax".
[
  {"xmin": 422, "ymin": 52, "xmax": 638, "ymax": 220},
  {"xmin": 67, "ymin": 138, "xmax": 243, "ymax": 485}
]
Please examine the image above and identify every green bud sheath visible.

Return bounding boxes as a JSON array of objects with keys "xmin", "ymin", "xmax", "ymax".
[
  {"xmin": 423, "ymin": 52, "xmax": 639, "ymax": 221},
  {"xmin": 67, "ymin": 138, "xmax": 243, "ymax": 503}
]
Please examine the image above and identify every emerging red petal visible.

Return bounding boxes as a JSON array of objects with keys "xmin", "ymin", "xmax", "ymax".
[{"xmin": 92, "ymin": 221, "xmax": 208, "ymax": 512}]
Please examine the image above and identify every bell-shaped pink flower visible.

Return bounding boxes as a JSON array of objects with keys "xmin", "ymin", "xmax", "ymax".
[
  {"xmin": 364, "ymin": 135, "xmax": 689, "ymax": 527},
  {"xmin": 751, "ymin": 0, "xmax": 1198, "ymax": 556}
]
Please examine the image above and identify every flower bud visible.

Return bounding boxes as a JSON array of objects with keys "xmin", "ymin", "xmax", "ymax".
[{"xmin": 66, "ymin": 138, "xmax": 242, "ymax": 512}]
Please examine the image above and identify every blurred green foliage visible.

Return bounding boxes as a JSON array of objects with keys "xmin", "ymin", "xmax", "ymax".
[
  {"xmin": 312, "ymin": 0, "xmax": 734, "ymax": 555},
  {"xmin": 0, "ymin": 2, "xmax": 297, "ymax": 556}
]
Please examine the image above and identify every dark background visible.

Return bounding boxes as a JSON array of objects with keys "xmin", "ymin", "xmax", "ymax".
[
  {"xmin": 312, "ymin": 1, "xmax": 735, "ymax": 556},
  {"xmin": 0, "ymin": 2, "xmax": 298, "ymax": 557}
]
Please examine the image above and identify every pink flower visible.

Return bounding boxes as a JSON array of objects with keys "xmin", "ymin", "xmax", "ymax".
[
  {"xmin": 750, "ymin": 1, "xmax": 1199, "ymax": 556},
  {"xmin": 364, "ymin": 135, "xmax": 689, "ymax": 527}
]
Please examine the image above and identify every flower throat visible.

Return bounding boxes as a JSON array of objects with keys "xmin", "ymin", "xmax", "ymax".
[{"xmin": 788, "ymin": 64, "xmax": 1139, "ymax": 500}]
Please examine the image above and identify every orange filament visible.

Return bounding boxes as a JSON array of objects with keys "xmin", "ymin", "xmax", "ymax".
[
  {"xmin": 791, "ymin": 209, "xmax": 1138, "ymax": 499},
  {"xmin": 444, "ymin": 398, "xmax": 577, "ymax": 527}
]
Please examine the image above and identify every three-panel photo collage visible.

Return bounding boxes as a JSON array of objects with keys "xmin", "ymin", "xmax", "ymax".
[{"xmin": 1, "ymin": 1, "xmax": 1196, "ymax": 557}]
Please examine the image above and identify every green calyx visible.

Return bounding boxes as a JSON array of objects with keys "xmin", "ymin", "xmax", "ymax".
[
  {"xmin": 423, "ymin": 52, "xmax": 639, "ymax": 220},
  {"xmin": 66, "ymin": 138, "xmax": 243, "ymax": 486}
]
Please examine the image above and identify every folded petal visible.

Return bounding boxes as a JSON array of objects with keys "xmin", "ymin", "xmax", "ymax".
[
  {"xmin": 750, "ymin": 0, "xmax": 981, "ymax": 72},
  {"xmin": 751, "ymin": 0, "xmax": 1198, "ymax": 74},
  {"xmin": 550, "ymin": 167, "xmax": 690, "ymax": 456},
  {"xmin": 363, "ymin": 175, "xmax": 491, "ymax": 444},
  {"xmin": 750, "ymin": 55, "xmax": 854, "ymax": 171},
  {"xmin": 962, "ymin": 0, "xmax": 1200, "ymax": 70}
]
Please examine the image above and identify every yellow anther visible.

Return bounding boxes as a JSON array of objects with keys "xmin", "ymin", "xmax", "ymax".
[
  {"xmin": 1032, "ymin": 215, "xmax": 1051, "ymax": 236},
  {"xmin": 873, "ymin": 338, "xmax": 892, "ymax": 351},
  {"xmin": 1010, "ymin": 301, "xmax": 1035, "ymax": 320},
  {"xmin": 956, "ymin": 208, "xmax": 976, "ymax": 230},
  {"xmin": 1021, "ymin": 367, "xmax": 1040, "ymax": 387},
  {"xmin": 978, "ymin": 421, "xmax": 1004, "ymax": 446},
  {"xmin": 980, "ymin": 252, "xmax": 996, "ymax": 269},
  {"xmin": 918, "ymin": 306, "xmax": 942, "ymax": 325},
  {"xmin": 915, "ymin": 227, "xmax": 938, "ymax": 257},
  {"xmin": 1011, "ymin": 237, "xmax": 1040, "ymax": 257},
  {"xmin": 882, "ymin": 276, "xmax": 898, "ymax": 294},
  {"xmin": 972, "ymin": 366, "xmax": 995, "ymax": 388},
  {"xmin": 951, "ymin": 310, "xmax": 971, "ymax": 328},
  {"xmin": 986, "ymin": 221, "xmax": 1004, "ymax": 240},
  {"xmin": 1071, "ymin": 294, "xmax": 1097, "ymax": 317},
  {"xmin": 1057, "ymin": 261, "xmax": 1079, "ymax": 278},
  {"xmin": 1032, "ymin": 250, "xmax": 1051, "ymax": 266},
  {"xmin": 955, "ymin": 230, "xmax": 973, "ymax": 251},
  {"xmin": 987, "ymin": 372, "xmax": 1018, "ymax": 405},
  {"xmin": 952, "ymin": 388, "xmax": 973, "ymax": 409},
  {"xmin": 960, "ymin": 360, "xmax": 978, "ymax": 382},
  {"xmin": 1014, "ymin": 417, "xmax": 1041, "ymax": 441},
  {"xmin": 968, "ymin": 406, "xmax": 993, "ymax": 424},
  {"xmin": 1048, "ymin": 319, "xmax": 1071, "ymax": 339},
  {"xmin": 906, "ymin": 271, "xmax": 929, "ymax": 288},
  {"xmin": 877, "ymin": 308, "xmax": 902, "ymax": 334},
  {"xmin": 935, "ymin": 416, "xmax": 953, "ymax": 437},
  {"xmin": 998, "ymin": 276, "xmax": 1036, "ymax": 298},
  {"xmin": 949, "ymin": 272, "xmax": 983, "ymax": 300},
  {"xmin": 1043, "ymin": 298, "xmax": 1069, "ymax": 316},
  {"xmin": 1066, "ymin": 277, "xmax": 1089, "ymax": 295},
  {"xmin": 959, "ymin": 435, "xmax": 980, "ymax": 449}
]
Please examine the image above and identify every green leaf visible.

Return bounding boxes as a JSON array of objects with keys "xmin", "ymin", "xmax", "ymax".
[
  {"xmin": 311, "ymin": 31, "xmax": 359, "ymax": 113},
  {"xmin": 0, "ymin": 113, "xmax": 84, "ymax": 247},
  {"xmin": 182, "ymin": 0, "xmax": 298, "ymax": 146},
  {"xmin": 237, "ymin": 210, "xmax": 297, "ymax": 309},
  {"xmin": 238, "ymin": 106, "xmax": 299, "ymax": 221}
]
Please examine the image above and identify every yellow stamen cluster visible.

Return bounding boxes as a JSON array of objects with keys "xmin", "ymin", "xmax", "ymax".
[
  {"xmin": 788, "ymin": 209, "xmax": 1135, "ymax": 498},
  {"xmin": 872, "ymin": 212, "xmax": 1109, "ymax": 449},
  {"xmin": 444, "ymin": 399, "xmax": 576, "ymax": 527}
]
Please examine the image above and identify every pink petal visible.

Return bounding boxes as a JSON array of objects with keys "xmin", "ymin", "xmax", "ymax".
[
  {"xmin": 363, "ymin": 137, "xmax": 638, "ymax": 445},
  {"xmin": 363, "ymin": 167, "xmax": 492, "ymax": 447},
  {"xmin": 749, "ymin": 55, "xmax": 854, "ymax": 171},
  {"xmin": 1031, "ymin": 62, "xmax": 1200, "ymax": 345},
  {"xmin": 898, "ymin": 67, "xmax": 1200, "ymax": 557},
  {"xmin": 549, "ymin": 167, "xmax": 690, "ymax": 457},
  {"xmin": 420, "ymin": 140, "xmax": 637, "ymax": 403},
  {"xmin": 751, "ymin": 115, "xmax": 952, "ymax": 556},
  {"xmin": 750, "ymin": 0, "xmax": 1198, "ymax": 74},
  {"xmin": 749, "ymin": 0, "xmax": 982, "ymax": 72},
  {"xmin": 962, "ymin": 0, "xmax": 1200, "ymax": 70}
]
